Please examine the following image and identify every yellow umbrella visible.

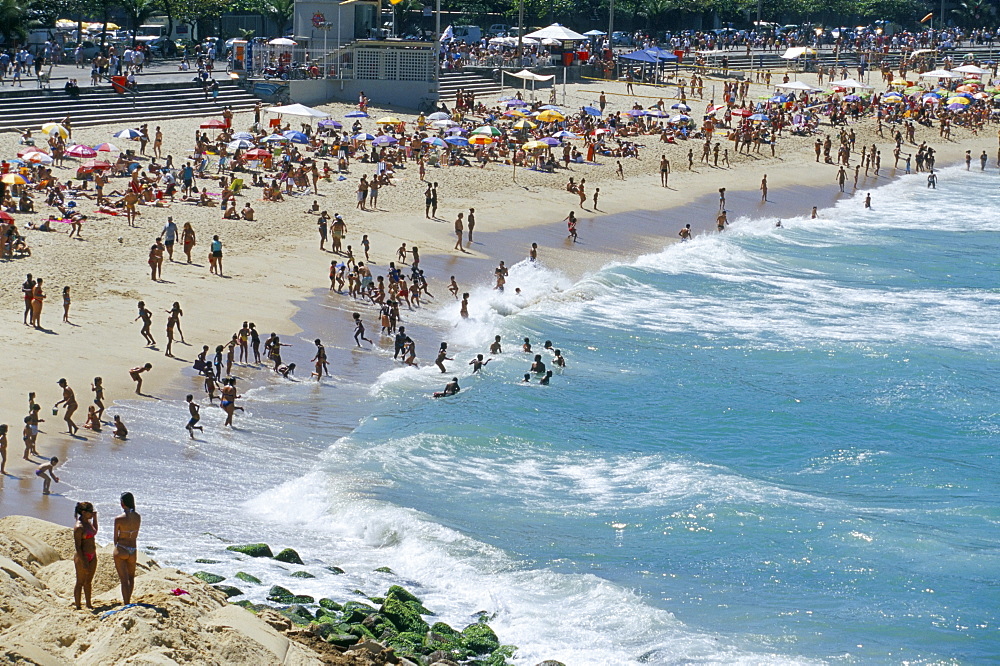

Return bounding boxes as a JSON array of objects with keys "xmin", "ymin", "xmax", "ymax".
[
  {"xmin": 376, "ymin": 116, "xmax": 401, "ymax": 124},
  {"xmin": 536, "ymin": 110, "xmax": 565, "ymax": 122},
  {"xmin": 2, "ymin": 174, "xmax": 29, "ymax": 185},
  {"xmin": 468, "ymin": 135, "xmax": 493, "ymax": 145},
  {"xmin": 512, "ymin": 119, "xmax": 537, "ymax": 130},
  {"xmin": 41, "ymin": 123, "xmax": 68, "ymax": 139},
  {"xmin": 947, "ymin": 97, "xmax": 971, "ymax": 104},
  {"xmin": 522, "ymin": 140, "xmax": 549, "ymax": 150}
]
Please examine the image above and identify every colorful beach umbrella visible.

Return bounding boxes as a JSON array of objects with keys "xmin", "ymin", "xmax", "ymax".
[
  {"xmin": 344, "ymin": 111, "xmax": 369, "ymax": 118},
  {"xmin": 263, "ymin": 134, "xmax": 288, "ymax": 142},
  {"xmin": 625, "ymin": 109, "xmax": 647, "ymax": 117},
  {"xmin": 282, "ymin": 130, "xmax": 309, "ymax": 144},
  {"xmin": 79, "ymin": 159, "xmax": 111, "ymax": 170},
  {"xmin": 539, "ymin": 137, "xmax": 560, "ymax": 146},
  {"xmin": 200, "ymin": 118, "xmax": 227, "ymax": 129},
  {"xmin": 512, "ymin": 119, "xmax": 537, "ymax": 130},
  {"xmin": 318, "ymin": 119, "xmax": 343, "ymax": 129},
  {"xmin": 352, "ymin": 133, "xmax": 376, "ymax": 141},
  {"xmin": 243, "ymin": 148, "xmax": 271, "ymax": 159},
  {"xmin": 522, "ymin": 140, "xmax": 549, "ymax": 150},
  {"xmin": 731, "ymin": 108, "xmax": 752, "ymax": 117},
  {"xmin": 372, "ymin": 135, "xmax": 398, "ymax": 146},
  {"xmin": 41, "ymin": 123, "xmax": 68, "ymax": 139},
  {"xmin": 231, "ymin": 131, "xmax": 255, "ymax": 140},
  {"xmin": 468, "ymin": 135, "xmax": 494, "ymax": 145},
  {"xmin": 24, "ymin": 152, "xmax": 53, "ymax": 164},
  {"xmin": 65, "ymin": 144, "xmax": 97, "ymax": 158},
  {"xmin": 582, "ymin": 106, "xmax": 602, "ymax": 116},
  {"xmin": 1, "ymin": 173, "xmax": 29, "ymax": 184},
  {"xmin": 444, "ymin": 136, "xmax": 469, "ymax": 146},
  {"xmin": 227, "ymin": 139, "xmax": 254, "ymax": 150},
  {"xmin": 94, "ymin": 142, "xmax": 118, "ymax": 153},
  {"xmin": 427, "ymin": 112, "xmax": 450, "ymax": 121},
  {"xmin": 422, "ymin": 137, "xmax": 447, "ymax": 147},
  {"xmin": 551, "ymin": 130, "xmax": 578, "ymax": 139},
  {"xmin": 748, "ymin": 113, "xmax": 769, "ymax": 121},
  {"xmin": 113, "ymin": 128, "xmax": 142, "ymax": 139},
  {"xmin": 536, "ymin": 110, "xmax": 564, "ymax": 123},
  {"xmin": 471, "ymin": 126, "xmax": 502, "ymax": 137},
  {"xmin": 375, "ymin": 116, "xmax": 401, "ymax": 125}
]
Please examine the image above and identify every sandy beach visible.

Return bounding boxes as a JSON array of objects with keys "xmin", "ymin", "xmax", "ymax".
[{"xmin": 0, "ymin": 71, "xmax": 993, "ymax": 515}]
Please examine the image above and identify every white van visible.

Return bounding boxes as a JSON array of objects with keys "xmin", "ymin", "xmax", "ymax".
[
  {"xmin": 451, "ymin": 26, "xmax": 483, "ymax": 44},
  {"xmin": 488, "ymin": 24, "xmax": 511, "ymax": 37}
]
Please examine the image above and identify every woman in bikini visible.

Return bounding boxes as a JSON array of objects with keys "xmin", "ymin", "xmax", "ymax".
[
  {"xmin": 181, "ymin": 222, "xmax": 196, "ymax": 263},
  {"xmin": 113, "ymin": 492, "xmax": 141, "ymax": 605},
  {"xmin": 73, "ymin": 501, "xmax": 99, "ymax": 609},
  {"xmin": 31, "ymin": 277, "xmax": 45, "ymax": 329}
]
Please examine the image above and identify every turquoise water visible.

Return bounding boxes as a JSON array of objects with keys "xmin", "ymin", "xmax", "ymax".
[{"xmin": 66, "ymin": 167, "xmax": 1000, "ymax": 664}]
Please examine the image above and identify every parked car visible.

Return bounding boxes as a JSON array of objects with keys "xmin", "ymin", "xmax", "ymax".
[
  {"xmin": 62, "ymin": 40, "xmax": 100, "ymax": 61},
  {"xmin": 611, "ymin": 31, "xmax": 632, "ymax": 46},
  {"xmin": 488, "ymin": 24, "xmax": 511, "ymax": 37},
  {"xmin": 147, "ymin": 36, "xmax": 178, "ymax": 56}
]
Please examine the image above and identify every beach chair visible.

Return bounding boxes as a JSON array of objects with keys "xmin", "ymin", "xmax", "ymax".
[{"xmin": 230, "ymin": 178, "xmax": 245, "ymax": 195}]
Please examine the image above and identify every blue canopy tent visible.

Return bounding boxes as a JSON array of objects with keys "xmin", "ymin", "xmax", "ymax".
[{"xmin": 619, "ymin": 49, "xmax": 678, "ymax": 84}]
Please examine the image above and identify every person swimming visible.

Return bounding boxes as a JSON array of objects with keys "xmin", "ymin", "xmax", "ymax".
[{"xmin": 433, "ymin": 377, "xmax": 460, "ymax": 397}]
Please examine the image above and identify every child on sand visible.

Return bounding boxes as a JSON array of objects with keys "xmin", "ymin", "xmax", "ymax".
[
  {"xmin": 36, "ymin": 457, "xmax": 60, "ymax": 494},
  {"xmin": 129, "ymin": 363, "xmax": 153, "ymax": 394}
]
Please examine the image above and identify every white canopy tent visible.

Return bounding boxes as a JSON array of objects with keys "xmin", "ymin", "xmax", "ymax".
[
  {"xmin": 524, "ymin": 24, "xmax": 587, "ymax": 41},
  {"xmin": 780, "ymin": 47, "xmax": 816, "ymax": 59},
  {"xmin": 952, "ymin": 64, "xmax": 989, "ymax": 75},
  {"xmin": 919, "ymin": 69, "xmax": 962, "ymax": 79},
  {"xmin": 267, "ymin": 103, "xmax": 329, "ymax": 118},
  {"xmin": 501, "ymin": 69, "xmax": 557, "ymax": 99},
  {"xmin": 775, "ymin": 80, "xmax": 822, "ymax": 92},
  {"xmin": 827, "ymin": 78, "xmax": 873, "ymax": 89}
]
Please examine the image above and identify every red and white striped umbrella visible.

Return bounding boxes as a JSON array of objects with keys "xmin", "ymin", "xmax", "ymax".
[{"xmin": 66, "ymin": 144, "xmax": 97, "ymax": 158}]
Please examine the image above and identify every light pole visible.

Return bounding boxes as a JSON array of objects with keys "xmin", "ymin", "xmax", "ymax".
[
  {"xmin": 608, "ymin": 0, "xmax": 614, "ymax": 45},
  {"xmin": 318, "ymin": 21, "xmax": 332, "ymax": 78},
  {"xmin": 517, "ymin": 0, "xmax": 525, "ymax": 61}
]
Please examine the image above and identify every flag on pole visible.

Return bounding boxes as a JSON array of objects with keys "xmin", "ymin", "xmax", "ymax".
[{"xmin": 440, "ymin": 25, "xmax": 454, "ymax": 42}]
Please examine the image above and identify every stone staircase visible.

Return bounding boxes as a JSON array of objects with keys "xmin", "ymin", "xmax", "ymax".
[
  {"xmin": 0, "ymin": 81, "xmax": 260, "ymax": 133},
  {"xmin": 438, "ymin": 69, "xmax": 504, "ymax": 103}
]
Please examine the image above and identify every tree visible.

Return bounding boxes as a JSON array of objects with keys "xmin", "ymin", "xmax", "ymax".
[
  {"xmin": 258, "ymin": 0, "xmax": 295, "ymax": 36},
  {"xmin": 121, "ymin": 0, "xmax": 158, "ymax": 44},
  {"xmin": 0, "ymin": 0, "xmax": 29, "ymax": 45},
  {"xmin": 952, "ymin": 0, "xmax": 996, "ymax": 27}
]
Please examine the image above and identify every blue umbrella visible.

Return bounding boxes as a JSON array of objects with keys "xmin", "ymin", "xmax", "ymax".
[
  {"xmin": 263, "ymin": 134, "xmax": 288, "ymax": 142},
  {"xmin": 444, "ymin": 136, "xmax": 469, "ymax": 146},
  {"xmin": 647, "ymin": 109, "xmax": 668, "ymax": 118},
  {"xmin": 232, "ymin": 131, "xmax": 254, "ymax": 140},
  {"xmin": 345, "ymin": 111, "xmax": 369, "ymax": 118},
  {"xmin": 352, "ymin": 133, "xmax": 376, "ymax": 141},
  {"xmin": 582, "ymin": 106, "xmax": 602, "ymax": 116},
  {"xmin": 506, "ymin": 100, "xmax": 528, "ymax": 107},
  {"xmin": 552, "ymin": 130, "xmax": 578, "ymax": 139},
  {"xmin": 283, "ymin": 130, "xmax": 309, "ymax": 144},
  {"xmin": 947, "ymin": 102, "xmax": 968, "ymax": 111},
  {"xmin": 113, "ymin": 128, "xmax": 142, "ymax": 139},
  {"xmin": 540, "ymin": 105, "xmax": 562, "ymax": 111},
  {"xmin": 318, "ymin": 119, "xmax": 343, "ymax": 128},
  {"xmin": 445, "ymin": 126, "xmax": 466, "ymax": 134},
  {"xmin": 626, "ymin": 109, "xmax": 647, "ymax": 117},
  {"xmin": 539, "ymin": 137, "xmax": 560, "ymax": 146},
  {"xmin": 748, "ymin": 113, "xmax": 769, "ymax": 121},
  {"xmin": 844, "ymin": 94, "xmax": 860, "ymax": 102},
  {"xmin": 372, "ymin": 135, "xmax": 398, "ymax": 146},
  {"xmin": 670, "ymin": 102, "xmax": 691, "ymax": 111},
  {"xmin": 769, "ymin": 95, "xmax": 789, "ymax": 103},
  {"xmin": 422, "ymin": 137, "xmax": 446, "ymax": 147}
]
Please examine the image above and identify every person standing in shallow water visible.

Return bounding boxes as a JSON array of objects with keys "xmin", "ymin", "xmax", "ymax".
[{"xmin": 113, "ymin": 492, "xmax": 141, "ymax": 605}]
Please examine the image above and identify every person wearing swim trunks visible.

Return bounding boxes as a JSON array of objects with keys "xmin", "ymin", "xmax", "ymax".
[
  {"xmin": 73, "ymin": 501, "xmax": 99, "ymax": 609},
  {"xmin": 112, "ymin": 415, "xmax": 128, "ymax": 439},
  {"xmin": 129, "ymin": 363, "xmax": 152, "ymax": 395},
  {"xmin": 54, "ymin": 378, "xmax": 78, "ymax": 435},
  {"xmin": 113, "ymin": 492, "xmax": 141, "ymax": 604},
  {"xmin": 185, "ymin": 394, "xmax": 203, "ymax": 439},
  {"xmin": 22, "ymin": 273, "xmax": 35, "ymax": 326},
  {"xmin": 36, "ymin": 457, "xmax": 59, "ymax": 494}
]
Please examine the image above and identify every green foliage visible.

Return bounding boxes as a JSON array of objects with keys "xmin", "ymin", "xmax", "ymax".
[
  {"xmin": 257, "ymin": 0, "xmax": 294, "ymax": 34},
  {"xmin": 0, "ymin": 0, "xmax": 29, "ymax": 44},
  {"xmin": 952, "ymin": 0, "xmax": 997, "ymax": 27}
]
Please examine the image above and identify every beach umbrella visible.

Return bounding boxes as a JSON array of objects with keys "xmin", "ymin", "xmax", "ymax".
[
  {"xmin": 0, "ymin": 211, "xmax": 13, "ymax": 221},
  {"xmin": 768, "ymin": 95, "xmax": 788, "ymax": 103},
  {"xmin": 431, "ymin": 119, "xmax": 457, "ymax": 128},
  {"xmin": 505, "ymin": 100, "xmax": 528, "ymax": 107},
  {"xmin": 17, "ymin": 147, "xmax": 47, "ymax": 158},
  {"xmin": 344, "ymin": 111, "xmax": 368, "ymax": 118},
  {"xmin": 844, "ymin": 94, "xmax": 860, "ymax": 102},
  {"xmin": 923, "ymin": 97, "xmax": 940, "ymax": 105},
  {"xmin": 372, "ymin": 135, "xmax": 397, "ymax": 146},
  {"xmin": 422, "ymin": 137, "xmax": 447, "ymax": 147},
  {"xmin": 427, "ymin": 112, "xmax": 450, "ymax": 121},
  {"xmin": 444, "ymin": 136, "xmax": 469, "ymax": 146},
  {"xmin": 200, "ymin": 119, "xmax": 227, "ymax": 129},
  {"xmin": 731, "ymin": 108, "xmax": 752, "ymax": 117},
  {"xmin": 268, "ymin": 37, "xmax": 297, "ymax": 46},
  {"xmin": 79, "ymin": 159, "xmax": 111, "ymax": 170},
  {"xmin": 974, "ymin": 91, "xmax": 991, "ymax": 100},
  {"xmin": 748, "ymin": 113, "xmax": 769, "ymax": 121},
  {"xmin": 589, "ymin": 128, "xmax": 611, "ymax": 135},
  {"xmin": 444, "ymin": 126, "xmax": 466, "ymax": 134},
  {"xmin": 669, "ymin": 114, "xmax": 692, "ymax": 124},
  {"xmin": 94, "ymin": 142, "xmax": 118, "ymax": 153},
  {"xmin": 947, "ymin": 97, "xmax": 971, "ymax": 105},
  {"xmin": 540, "ymin": 105, "xmax": 562, "ymax": 111},
  {"xmin": 352, "ymin": 133, "xmax": 376, "ymax": 141},
  {"xmin": 113, "ymin": 128, "xmax": 142, "ymax": 139},
  {"xmin": 375, "ymin": 116, "xmax": 401, "ymax": 125},
  {"xmin": 282, "ymin": 130, "xmax": 309, "ymax": 144},
  {"xmin": 41, "ymin": 123, "xmax": 68, "ymax": 139},
  {"xmin": 65, "ymin": 144, "xmax": 97, "ymax": 158},
  {"xmin": 243, "ymin": 148, "xmax": 271, "ymax": 159},
  {"xmin": 503, "ymin": 109, "xmax": 528, "ymax": 118},
  {"xmin": 582, "ymin": 106, "xmax": 602, "ymax": 116},
  {"xmin": 318, "ymin": 119, "xmax": 342, "ymax": 129},
  {"xmin": 670, "ymin": 103, "xmax": 691, "ymax": 111},
  {"xmin": 522, "ymin": 140, "xmax": 549, "ymax": 150},
  {"xmin": 647, "ymin": 109, "xmax": 669, "ymax": 118},
  {"xmin": 468, "ymin": 135, "xmax": 494, "ymax": 145},
  {"xmin": 948, "ymin": 103, "xmax": 968, "ymax": 111},
  {"xmin": 232, "ymin": 131, "xmax": 255, "ymax": 140},
  {"xmin": 227, "ymin": 139, "xmax": 254, "ymax": 150},
  {"xmin": 512, "ymin": 119, "xmax": 537, "ymax": 130},
  {"xmin": 1, "ymin": 173, "xmax": 29, "ymax": 184},
  {"xmin": 552, "ymin": 130, "xmax": 578, "ymax": 139},
  {"xmin": 539, "ymin": 137, "xmax": 560, "ymax": 146},
  {"xmin": 882, "ymin": 96, "xmax": 902, "ymax": 104},
  {"xmin": 625, "ymin": 109, "xmax": 647, "ymax": 117},
  {"xmin": 472, "ymin": 126, "xmax": 502, "ymax": 136},
  {"xmin": 263, "ymin": 134, "xmax": 288, "ymax": 142},
  {"xmin": 24, "ymin": 152, "xmax": 53, "ymax": 164}
]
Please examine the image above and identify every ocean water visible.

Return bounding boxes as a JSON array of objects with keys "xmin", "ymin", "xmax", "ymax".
[{"xmin": 65, "ymin": 166, "xmax": 1000, "ymax": 664}]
